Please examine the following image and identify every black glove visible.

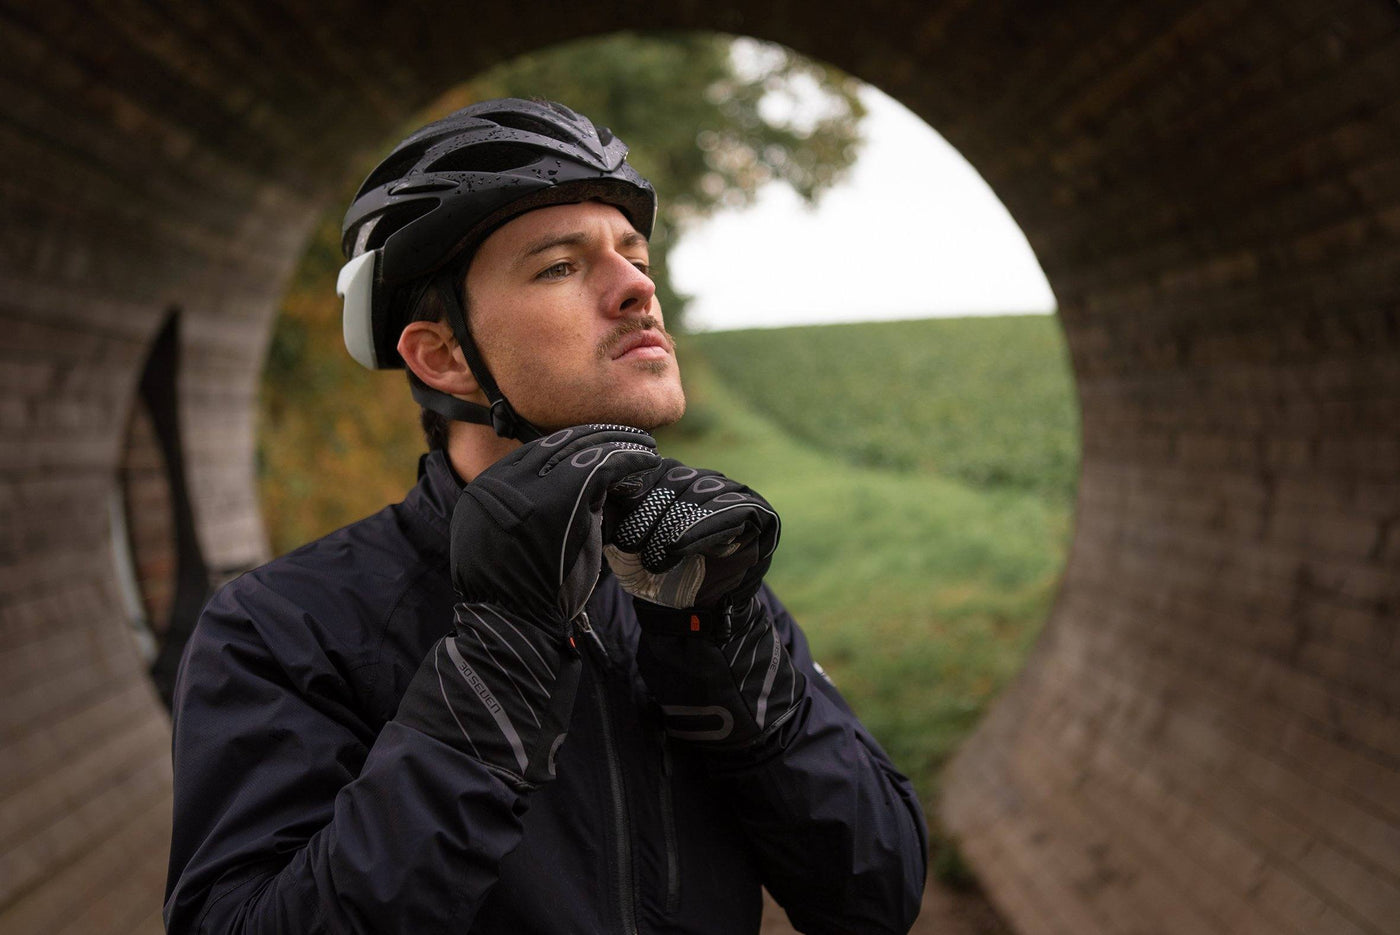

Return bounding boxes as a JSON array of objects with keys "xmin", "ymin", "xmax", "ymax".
[
  {"xmin": 399, "ymin": 425, "xmax": 660, "ymax": 788},
  {"xmin": 604, "ymin": 460, "xmax": 804, "ymax": 750}
]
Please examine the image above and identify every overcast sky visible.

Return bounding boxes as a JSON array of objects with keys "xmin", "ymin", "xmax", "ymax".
[{"xmin": 670, "ymin": 85, "xmax": 1057, "ymax": 332}]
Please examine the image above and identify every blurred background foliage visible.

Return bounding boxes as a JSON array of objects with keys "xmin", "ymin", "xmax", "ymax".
[
  {"xmin": 470, "ymin": 33, "xmax": 866, "ymax": 324},
  {"xmin": 259, "ymin": 30, "xmax": 1076, "ymax": 818}
]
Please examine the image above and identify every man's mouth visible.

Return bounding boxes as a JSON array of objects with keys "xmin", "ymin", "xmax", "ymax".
[
  {"xmin": 603, "ymin": 321, "xmax": 674, "ymax": 361},
  {"xmin": 611, "ymin": 332, "xmax": 670, "ymax": 360}
]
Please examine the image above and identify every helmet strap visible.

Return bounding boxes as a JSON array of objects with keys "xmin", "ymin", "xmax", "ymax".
[
  {"xmin": 428, "ymin": 269, "xmax": 543, "ymax": 443},
  {"xmin": 409, "ymin": 379, "xmax": 490, "ymax": 426}
]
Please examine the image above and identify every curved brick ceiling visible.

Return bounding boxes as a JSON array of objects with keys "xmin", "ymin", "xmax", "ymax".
[{"xmin": 1, "ymin": 2, "xmax": 1397, "ymax": 933}]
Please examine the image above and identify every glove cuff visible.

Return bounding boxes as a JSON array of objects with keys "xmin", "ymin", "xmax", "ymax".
[
  {"xmin": 397, "ymin": 602, "xmax": 581, "ymax": 790},
  {"xmin": 632, "ymin": 595, "xmax": 805, "ymax": 751},
  {"xmin": 631, "ymin": 595, "xmax": 760, "ymax": 644}
]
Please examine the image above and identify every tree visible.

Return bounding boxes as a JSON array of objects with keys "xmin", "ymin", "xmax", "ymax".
[
  {"xmin": 466, "ymin": 33, "xmax": 865, "ymax": 326},
  {"xmin": 260, "ymin": 33, "xmax": 867, "ymax": 553}
]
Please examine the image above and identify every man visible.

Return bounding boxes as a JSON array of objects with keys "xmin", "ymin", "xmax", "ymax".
[{"xmin": 165, "ymin": 98, "xmax": 927, "ymax": 934}]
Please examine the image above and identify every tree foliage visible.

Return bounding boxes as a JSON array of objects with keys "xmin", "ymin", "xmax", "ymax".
[
  {"xmin": 260, "ymin": 33, "xmax": 868, "ymax": 554},
  {"xmin": 462, "ymin": 32, "xmax": 865, "ymax": 324}
]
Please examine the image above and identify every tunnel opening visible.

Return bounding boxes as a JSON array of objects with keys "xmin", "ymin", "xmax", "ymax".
[
  {"xmin": 256, "ymin": 28, "xmax": 1077, "ymax": 790},
  {"xmin": 113, "ymin": 309, "xmax": 212, "ymax": 707},
  {"xmin": 253, "ymin": 33, "xmax": 1077, "ymax": 932}
]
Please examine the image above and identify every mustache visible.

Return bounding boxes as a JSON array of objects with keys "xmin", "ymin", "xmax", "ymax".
[{"xmin": 596, "ymin": 316, "xmax": 675, "ymax": 360}]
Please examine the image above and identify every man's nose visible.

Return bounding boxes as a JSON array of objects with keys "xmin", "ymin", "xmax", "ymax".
[{"xmin": 608, "ymin": 253, "xmax": 656, "ymax": 317}]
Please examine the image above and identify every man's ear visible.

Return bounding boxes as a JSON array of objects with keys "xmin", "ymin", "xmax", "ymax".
[{"xmin": 398, "ymin": 321, "xmax": 484, "ymax": 400}]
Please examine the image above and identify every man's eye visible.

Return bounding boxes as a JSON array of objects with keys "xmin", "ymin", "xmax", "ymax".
[
  {"xmin": 631, "ymin": 261, "xmax": 652, "ymax": 277},
  {"xmin": 538, "ymin": 262, "xmax": 572, "ymax": 280}
]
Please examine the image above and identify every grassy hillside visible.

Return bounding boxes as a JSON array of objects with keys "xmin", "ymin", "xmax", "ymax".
[
  {"xmin": 689, "ymin": 316, "xmax": 1080, "ymax": 502},
  {"xmin": 656, "ymin": 343, "xmax": 1071, "ymax": 803}
]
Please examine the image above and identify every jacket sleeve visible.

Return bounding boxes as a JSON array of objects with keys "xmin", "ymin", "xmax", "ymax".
[
  {"xmin": 708, "ymin": 587, "xmax": 929, "ymax": 935},
  {"xmin": 163, "ymin": 577, "xmax": 526, "ymax": 934}
]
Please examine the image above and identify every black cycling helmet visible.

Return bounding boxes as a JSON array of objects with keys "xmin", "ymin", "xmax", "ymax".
[{"xmin": 337, "ymin": 97, "xmax": 658, "ymax": 441}]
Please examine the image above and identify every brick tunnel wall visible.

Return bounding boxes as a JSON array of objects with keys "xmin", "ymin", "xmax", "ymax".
[{"xmin": 0, "ymin": 1, "xmax": 1395, "ymax": 933}]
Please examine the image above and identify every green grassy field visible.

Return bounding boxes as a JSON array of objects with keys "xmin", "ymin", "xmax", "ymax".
[
  {"xmin": 656, "ymin": 318, "xmax": 1077, "ymax": 803},
  {"xmin": 690, "ymin": 316, "xmax": 1080, "ymax": 501}
]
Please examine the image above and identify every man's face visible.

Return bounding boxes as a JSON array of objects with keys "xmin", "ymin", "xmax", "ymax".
[{"xmin": 464, "ymin": 200, "xmax": 686, "ymax": 432}]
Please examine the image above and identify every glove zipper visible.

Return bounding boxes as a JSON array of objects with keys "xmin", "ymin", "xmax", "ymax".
[
  {"xmin": 577, "ymin": 611, "xmax": 611, "ymax": 661},
  {"xmin": 578, "ymin": 612, "xmax": 639, "ymax": 934}
]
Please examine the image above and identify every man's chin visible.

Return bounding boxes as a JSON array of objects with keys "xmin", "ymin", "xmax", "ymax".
[
  {"xmin": 532, "ymin": 394, "xmax": 686, "ymax": 435},
  {"xmin": 638, "ymin": 399, "xmax": 686, "ymax": 432}
]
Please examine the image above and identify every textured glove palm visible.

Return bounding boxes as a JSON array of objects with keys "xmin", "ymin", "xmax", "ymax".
[
  {"xmin": 399, "ymin": 425, "xmax": 660, "ymax": 788},
  {"xmin": 604, "ymin": 460, "xmax": 779, "ymax": 613},
  {"xmin": 604, "ymin": 460, "xmax": 804, "ymax": 749}
]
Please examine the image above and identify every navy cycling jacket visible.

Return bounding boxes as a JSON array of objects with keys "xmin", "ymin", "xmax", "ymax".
[{"xmin": 164, "ymin": 451, "xmax": 928, "ymax": 933}]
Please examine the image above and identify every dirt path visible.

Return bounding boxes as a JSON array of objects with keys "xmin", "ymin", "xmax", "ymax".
[{"xmin": 760, "ymin": 877, "xmax": 1012, "ymax": 934}]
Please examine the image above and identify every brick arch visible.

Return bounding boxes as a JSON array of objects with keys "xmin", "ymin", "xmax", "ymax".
[{"xmin": 1, "ymin": 3, "xmax": 1396, "ymax": 932}]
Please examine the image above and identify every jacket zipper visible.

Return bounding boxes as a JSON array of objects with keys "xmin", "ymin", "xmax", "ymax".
[
  {"xmin": 658, "ymin": 728, "xmax": 681, "ymax": 914},
  {"xmin": 578, "ymin": 613, "xmax": 639, "ymax": 934}
]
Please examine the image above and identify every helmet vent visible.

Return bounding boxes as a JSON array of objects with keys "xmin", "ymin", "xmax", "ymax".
[
  {"xmin": 486, "ymin": 111, "xmax": 572, "ymax": 141},
  {"xmin": 363, "ymin": 202, "xmax": 435, "ymax": 252},
  {"xmin": 356, "ymin": 145, "xmax": 431, "ymax": 199},
  {"xmin": 428, "ymin": 142, "xmax": 542, "ymax": 174}
]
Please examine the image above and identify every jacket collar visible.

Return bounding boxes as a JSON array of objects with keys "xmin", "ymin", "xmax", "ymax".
[{"xmin": 401, "ymin": 450, "xmax": 465, "ymax": 560}]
